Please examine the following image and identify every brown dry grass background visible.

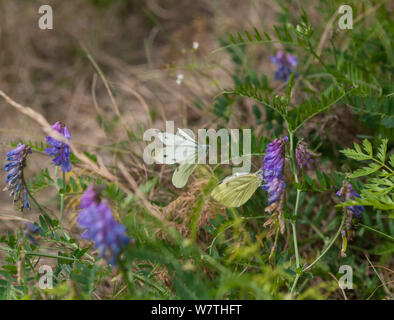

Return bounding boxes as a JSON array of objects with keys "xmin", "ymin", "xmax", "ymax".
[{"xmin": 0, "ymin": 0, "xmax": 282, "ymax": 231}]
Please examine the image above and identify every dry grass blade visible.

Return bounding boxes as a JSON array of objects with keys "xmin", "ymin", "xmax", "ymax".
[
  {"xmin": 0, "ymin": 90, "xmax": 115, "ymax": 179},
  {"xmin": 327, "ymin": 271, "xmax": 348, "ymax": 300},
  {"xmin": 0, "ymin": 89, "xmax": 137, "ymax": 198},
  {"xmin": 118, "ymin": 161, "xmax": 164, "ymax": 221}
]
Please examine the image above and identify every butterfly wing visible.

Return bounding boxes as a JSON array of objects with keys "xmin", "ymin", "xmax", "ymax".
[
  {"xmin": 153, "ymin": 145, "xmax": 198, "ymax": 164},
  {"xmin": 211, "ymin": 173, "xmax": 262, "ymax": 207},
  {"xmin": 157, "ymin": 131, "xmax": 196, "ymax": 147},
  {"xmin": 171, "ymin": 141, "xmax": 209, "ymax": 188},
  {"xmin": 172, "ymin": 162, "xmax": 198, "ymax": 188},
  {"xmin": 177, "ymin": 129, "xmax": 197, "ymax": 144},
  {"xmin": 154, "ymin": 130, "xmax": 197, "ymax": 164}
]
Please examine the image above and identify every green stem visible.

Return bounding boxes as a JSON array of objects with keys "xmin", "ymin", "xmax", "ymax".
[
  {"xmin": 288, "ymin": 132, "xmax": 302, "ymax": 296},
  {"xmin": 307, "ymin": 40, "xmax": 330, "ymax": 73},
  {"xmin": 371, "ymin": 158, "xmax": 394, "ymax": 174},
  {"xmin": 365, "ymin": 254, "xmax": 393, "ymax": 299},
  {"xmin": 0, "ymin": 245, "xmax": 87, "ymax": 263},
  {"xmin": 310, "ymin": 222, "xmax": 328, "ymax": 242},
  {"xmin": 25, "ymin": 185, "xmax": 46, "ymax": 217},
  {"xmin": 303, "ymin": 214, "xmax": 346, "ymax": 272},
  {"xmin": 359, "ymin": 223, "xmax": 394, "ymax": 242},
  {"xmin": 290, "ymin": 274, "xmax": 300, "ymax": 297},
  {"xmin": 289, "ymin": 133, "xmax": 299, "ymax": 184},
  {"xmin": 290, "ymin": 214, "xmax": 346, "ymax": 296},
  {"xmin": 25, "ymin": 169, "xmax": 95, "ymax": 263},
  {"xmin": 23, "ymin": 178, "xmax": 55, "ymax": 235},
  {"xmin": 59, "ymin": 171, "xmax": 66, "ymax": 235},
  {"xmin": 292, "ymin": 191, "xmax": 301, "ymax": 268}
]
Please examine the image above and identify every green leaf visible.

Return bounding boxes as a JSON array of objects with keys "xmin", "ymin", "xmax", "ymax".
[
  {"xmin": 390, "ymin": 154, "xmax": 394, "ymax": 169},
  {"xmin": 350, "ymin": 163, "xmax": 381, "ymax": 178},
  {"xmin": 362, "ymin": 139, "xmax": 373, "ymax": 157},
  {"xmin": 376, "ymin": 139, "xmax": 388, "ymax": 163},
  {"xmin": 340, "ymin": 148, "xmax": 371, "ymax": 161}
]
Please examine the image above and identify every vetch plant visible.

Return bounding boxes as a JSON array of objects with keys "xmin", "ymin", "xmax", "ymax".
[
  {"xmin": 0, "ymin": 1, "xmax": 392, "ymax": 301},
  {"xmin": 336, "ymin": 181, "xmax": 364, "ymax": 220},
  {"xmin": 45, "ymin": 121, "xmax": 72, "ymax": 173},
  {"xmin": 77, "ymin": 185, "xmax": 130, "ymax": 265},
  {"xmin": 270, "ymin": 51, "xmax": 298, "ymax": 82},
  {"xmin": 4, "ymin": 143, "xmax": 32, "ymax": 211},
  {"xmin": 295, "ymin": 140, "xmax": 313, "ymax": 169}
]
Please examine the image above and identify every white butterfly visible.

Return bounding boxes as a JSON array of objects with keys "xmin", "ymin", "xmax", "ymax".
[
  {"xmin": 211, "ymin": 169, "xmax": 264, "ymax": 207},
  {"xmin": 152, "ymin": 129, "xmax": 208, "ymax": 188}
]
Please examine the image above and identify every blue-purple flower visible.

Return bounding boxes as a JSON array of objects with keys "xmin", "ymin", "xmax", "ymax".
[
  {"xmin": 45, "ymin": 121, "xmax": 72, "ymax": 172},
  {"xmin": 262, "ymin": 137, "xmax": 288, "ymax": 210},
  {"xmin": 4, "ymin": 143, "xmax": 32, "ymax": 210},
  {"xmin": 336, "ymin": 181, "xmax": 364, "ymax": 219},
  {"xmin": 79, "ymin": 185, "xmax": 105, "ymax": 209},
  {"xmin": 77, "ymin": 186, "xmax": 130, "ymax": 265},
  {"xmin": 24, "ymin": 222, "xmax": 41, "ymax": 246},
  {"xmin": 270, "ymin": 51, "xmax": 298, "ymax": 81},
  {"xmin": 295, "ymin": 140, "xmax": 313, "ymax": 169}
]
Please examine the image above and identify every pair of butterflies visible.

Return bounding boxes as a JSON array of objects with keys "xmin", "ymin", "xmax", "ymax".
[{"xmin": 152, "ymin": 129, "xmax": 263, "ymax": 207}]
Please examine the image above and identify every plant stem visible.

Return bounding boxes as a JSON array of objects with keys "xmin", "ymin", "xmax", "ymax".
[
  {"xmin": 303, "ymin": 214, "xmax": 346, "ymax": 272},
  {"xmin": 23, "ymin": 177, "xmax": 55, "ymax": 235},
  {"xmin": 359, "ymin": 223, "xmax": 394, "ymax": 242},
  {"xmin": 0, "ymin": 245, "xmax": 86, "ymax": 263},
  {"xmin": 24, "ymin": 183, "xmax": 46, "ymax": 217},
  {"xmin": 291, "ymin": 193, "xmax": 301, "ymax": 271},
  {"xmin": 290, "ymin": 214, "xmax": 346, "ymax": 296},
  {"xmin": 290, "ymin": 274, "xmax": 300, "ymax": 296},
  {"xmin": 59, "ymin": 171, "xmax": 66, "ymax": 236},
  {"xmin": 288, "ymin": 132, "xmax": 302, "ymax": 296},
  {"xmin": 371, "ymin": 158, "xmax": 394, "ymax": 174},
  {"xmin": 365, "ymin": 254, "xmax": 393, "ymax": 299}
]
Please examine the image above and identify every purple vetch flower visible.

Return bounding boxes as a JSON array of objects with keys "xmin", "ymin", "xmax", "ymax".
[
  {"xmin": 24, "ymin": 222, "xmax": 41, "ymax": 246},
  {"xmin": 77, "ymin": 186, "xmax": 130, "ymax": 265},
  {"xmin": 270, "ymin": 51, "xmax": 298, "ymax": 81},
  {"xmin": 79, "ymin": 185, "xmax": 105, "ymax": 209},
  {"xmin": 45, "ymin": 121, "xmax": 72, "ymax": 172},
  {"xmin": 262, "ymin": 137, "xmax": 288, "ymax": 208},
  {"xmin": 295, "ymin": 140, "xmax": 313, "ymax": 169},
  {"xmin": 4, "ymin": 143, "xmax": 32, "ymax": 210},
  {"xmin": 336, "ymin": 181, "xmax": 364, "ymax": 219}
]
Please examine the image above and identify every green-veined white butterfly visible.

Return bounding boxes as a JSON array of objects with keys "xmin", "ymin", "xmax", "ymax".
[
  {"xmin": 152, "ymin": 129, "xmax": 208, "ymax": 188},
  {"xmin": 211, "ymin": 170, "xmax": 264, "ymax": 207}
]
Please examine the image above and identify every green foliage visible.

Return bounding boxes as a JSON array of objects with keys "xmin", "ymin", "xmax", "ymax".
[
  {"xmin": 26, "ymin": 168, "xmax": 54, "ymax": 195},
  {"xmin": 340, "ymin": 139, "xmax": 394, "ymax": 211},
  {"xmin": 347, "ymin": 95, "xmax": 394, "ymax": 131},
  {"xmin": 229, "ymin": 82, "xmax": 348, "ymax": 132},
  {"xmin": 1, "ymin": 0, "xmax": 393, "ymax": 301}
]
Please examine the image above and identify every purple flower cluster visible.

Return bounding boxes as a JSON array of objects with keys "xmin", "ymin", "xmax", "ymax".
[
  {"xmin": 295, "ymin": 140, "xmax": 313, "ymax": 169},
  {"xmin": 77, "ymin": 185, "xmax": 130, "ymax": 265},
  {"xmin": 336, "ymin": 181, "xmax": 364, "ymax": 219},
  {"xmin": 4, "ymin": 143, "xmax": 32, "ymax": 210},
  {"xmin": 262, "ymin": 137, "xmax": 288, "ymax": 207},
  {"xmin": 24, "ymin": 222, "xmax": 40, "ymax": 246},
  {"xmin": 45, "ymin": 121, "xmax": 72, "ymax": 172},
  {"xmin": 79, "ymin": 185, "xmax": 105, "ymax": 209},
  {"xmin": 270, "ymin": 51, "xmax": 298, "ymax": 82}
]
